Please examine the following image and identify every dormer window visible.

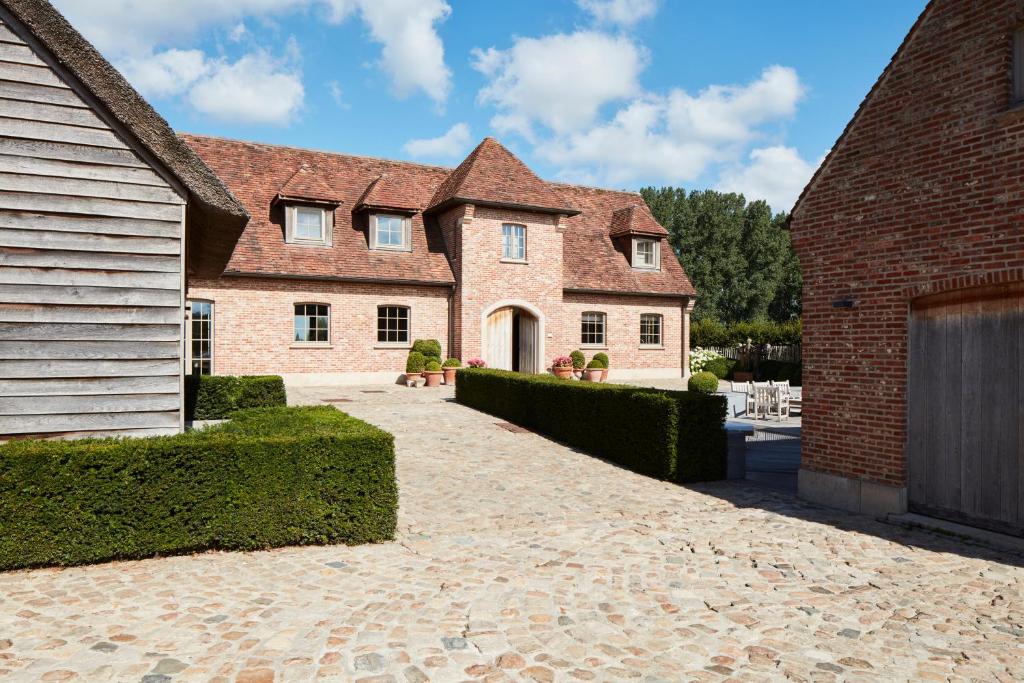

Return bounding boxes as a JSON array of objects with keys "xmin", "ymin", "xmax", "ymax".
[
  {"xmin": 371, "ymin": 214, "xmax": 411, "ymax": 251},
  {"xmin": 632, "ymin": 238, "xmax": 659, "ymax": 270},
  {"xmin": 285, "ymin": 205, "xmax": 333, "ymax": 247}
]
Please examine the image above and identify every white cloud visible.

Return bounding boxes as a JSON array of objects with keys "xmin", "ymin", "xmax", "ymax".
[
  {"xmin": 403, "ymin": 122, "xmax": 471, "ymax": 159},
  {"xmin": 188, "ymin": 52, "xmax": 305, "ymax": 125},
  {"xmin": 119, "ymin": 49, "xmax": 209, "ymax": 99},
  {"xmin": 577, "ymin": 0, "xmax": 658, "ymax": 27},
  {"xmin": 228, "ymin": 22, "xmax": 249, "ymax": 42},
  {"xmin": 328, "ymin": 80, "xmax": 348, "ymax": 109},
  {"xmin": 473, "ymin": 32, "xmax": 645, "ymax": 138},
  {"xmin": 716, "ymin": 146, "xmax": 822, "ymax": 213}
]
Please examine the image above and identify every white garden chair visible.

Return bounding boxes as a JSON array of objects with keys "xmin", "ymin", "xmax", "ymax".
[{"xmin": 752, "ymin": 382, "xmax": 771, "ymax": 419}]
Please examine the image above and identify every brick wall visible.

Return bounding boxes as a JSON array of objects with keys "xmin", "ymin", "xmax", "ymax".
[{"xmin": 789, "ymin": 0, "xmax": 1024, "ymax": 487}]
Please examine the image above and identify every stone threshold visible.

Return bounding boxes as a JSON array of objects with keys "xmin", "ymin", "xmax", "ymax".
[{"xmin": 885, "ymin": 513, "xmax": 1024, "ymax": 554}]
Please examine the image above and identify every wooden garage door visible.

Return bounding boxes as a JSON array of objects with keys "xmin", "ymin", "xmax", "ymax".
[{"xmin": 907, "ymin": 283, "xmax": 1024, "ymax": 536}]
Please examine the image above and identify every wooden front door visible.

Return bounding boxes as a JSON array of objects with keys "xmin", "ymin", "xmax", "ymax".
[
  {"xmin": 484, "ymin": 307, "xmax": 514, "ymax": 370},
  {"xmin": 907, "ymin": 283, "xmax": 1024, "ymax": 536}
]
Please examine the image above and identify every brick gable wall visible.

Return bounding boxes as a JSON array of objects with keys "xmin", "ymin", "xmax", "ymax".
[{"xmin": 790, "ymin": 0, "xmax": 1024, "ymax": 491}]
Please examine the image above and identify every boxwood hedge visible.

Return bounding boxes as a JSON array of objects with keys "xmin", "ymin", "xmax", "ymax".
[
  {"xmin": 187, "ymin": 374, "xmax": 287, "ymax": 420},
  {"xmin": 454, "ymin": 369, "xmax": 726, "ymax": 483},
  {"xmin": 0, "ymin": 406, "xmax": 396, "ymax": 570}
]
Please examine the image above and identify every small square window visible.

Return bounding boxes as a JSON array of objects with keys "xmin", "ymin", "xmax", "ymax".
[
  {"xmin": 502, "ymin": 223, "xmax": 526, "ymax": 261},
  {"xmin": 377, "ymin": 306, "xmax": 410, "ymax": 344},
  {"xmin": 581, "ymin": 311, "xmax": 606, "ymax": 346},
  {"xmin": 640, "ymin": 314, "xmax": 662, "ymax": 346},
  {"xmin": 294, "ymin": 303, "xmax": 329, "ymax": 343},
  {"xmin": 633, "ymin": 238, "xmax": 659, "ymax": 270},
  {"xmin": 295, "ymin": 207, "xmax": 324, "ymax": 241},
  {"xmin": 373, "ymin": 215, "xmax": 410, "ymax": 250}
]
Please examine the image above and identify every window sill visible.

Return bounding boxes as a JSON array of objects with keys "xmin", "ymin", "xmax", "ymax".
[
  {"xmin": 287, "ymin": 240, "xmax": 332, "ymax": 248},
  {"xmin": 374, "ymin": 343, "xmax": 412, "ymax": 350},
  {"xmin": 631, "ymin": 266, "xmax": 661, "ymax": 272},
  {"xmin": 500, "ymin": 258, "xmax": 529, "ymax": 265},
  {"xmin": 371, "ymin": 245, "xmax": 412, "ymax": 253},
  {"xmin": 639, "ymin": 345, "xmax": 665, "ymax": 350},
  {"xmin": 290, "ymin": 343, "xmax": 334, "ymax": 349},
  {"xmin": 580, "ymin": 345, "xmax": 608, "ymax": 350},
  {"xmin": 997, "ymin": 101, "xmax": 1024, "ymax": 124}
]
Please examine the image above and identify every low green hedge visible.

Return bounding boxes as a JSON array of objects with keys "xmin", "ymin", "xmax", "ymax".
[
  {"xmin": 0, "ymin": 406, "xmax": 396, "ymax": 570},
  {"xmin": 688, "ymin": 371, "xmax": 719, "ymax": 394},
  {"xmin": 691, "ymin": 318, "xmax": 802, "ymax": 347},
  {"xmin": 455, "ymin": 369, "xmax": 726, "ymax": 483},
  {"xmin": 187, "ymin": 375, "xmax": 287, "ymax": 420},
  {"xmin": 759, "ymin": 360, "xmax": 802, "ymax": 386},
  {"xmin": 704, "ymin": 356, "xmax": 736, "ymax": 379}
]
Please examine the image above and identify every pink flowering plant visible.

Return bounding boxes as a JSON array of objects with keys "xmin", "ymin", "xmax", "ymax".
[
  {"xmin": 467, "ymin": 358, "xmax": 486, "ymax": 368},
  {"xmin": 552, "ymin": 355, "xmax": 574, "ymax": 369}
]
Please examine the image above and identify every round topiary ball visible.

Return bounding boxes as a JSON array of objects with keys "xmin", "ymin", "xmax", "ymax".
[
  {"xmin": 425, "ymin": 360, "xmax": 442, "ymax": 372},
  {"xmin": 687, "ymin": 371, "xmax": 719, "ymax": 394}
]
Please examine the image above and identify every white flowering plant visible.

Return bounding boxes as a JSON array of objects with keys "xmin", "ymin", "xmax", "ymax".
[{"xmin": 689, "ymin": 347, "xmax": 726, "ymax": 375}]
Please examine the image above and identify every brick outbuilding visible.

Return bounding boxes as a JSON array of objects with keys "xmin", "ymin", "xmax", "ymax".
[{"xmin": 789, "ymin": 0, "xmax": 1024, "ymax": 535}]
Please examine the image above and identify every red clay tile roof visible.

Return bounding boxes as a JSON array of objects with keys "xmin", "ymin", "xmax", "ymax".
[
  {"xmin": 354, "ymin": 173, "xmax": 421, "ymax": 212},
  {"xmin": 609, "ymin": 204, "xmax": 670, "ymax": 238},
  {"xmin": 181, "ymin": 134, "xmax": 695, "ymax": 297},
  {"xmin": 427, "ymin": 138, "xmax": 579, "ymax": 216},
  {"xmin": 276, "ymin": 163, "xmax": 340, "ymax": 204}
]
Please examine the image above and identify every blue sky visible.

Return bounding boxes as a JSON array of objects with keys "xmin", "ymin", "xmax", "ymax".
[{"xmin": 53, "ymin": 0, "xmax": 926, "ymax": 212}]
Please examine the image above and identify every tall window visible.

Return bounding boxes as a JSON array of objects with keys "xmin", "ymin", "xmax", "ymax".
[
  {"xmin": 632, "ymin": 238, "xmax": 659, "ymax": 269},
  {"xmin": 640, "ymin": 313, "xmax": 662, "ymax": 346},
  {"xmin": 581, "ymin": 311, "xmax": 606, "ymax": 347},
  {"xmin": 189, "ymin": 300, "xmax": 213, "ymax": 375},
  {"xmin": 1015, "ymin": 28, "xmax": 1024, "ymax": 105},
  {"xmin": 295, "ymin": 207, "xmax": 325, "ymax": 241},
  {"xmin": 502, "ymin": 223, "xmax": 526, "ymax": 261},
  {"xmin": 294, "ymin": 303, "xmax": 329, "ymax": 343},
  {"xmin": 377, "ymin": 305, "xmax": 410, "ymax": 344},
  {"xmin": 373, "ymin": 214, "xmax": 409, "ymax": 250}
]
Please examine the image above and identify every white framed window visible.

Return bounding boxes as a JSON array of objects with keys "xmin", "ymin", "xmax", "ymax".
[
  {"xmin": 632, "ymin": 238, "xmax": 659, "ymax": 270},
  {"xmin": 285, "ymin": 205, "xmax": 332, "ymax": 246},
  {"xmin": 294, "ymin": 303, "xmax": 330, "ymax": 344},
  {"xmin": 502, "ymin": 223, "xmax": 526, "ymax": 261},
  {"xmin": 640, "ymin": 313, "xmax": 662, "ymax": 347},
  {"xmin": 188, "ymin": 300, "xmax": 213, "ymax": 375},
  {"xmin": 581, "ymin": 311, "xmax": 606, "ymax": 347},
  {"xmin": 377, "ymin": 305, "xmax": 410, "ymax": 345},
  {"xmin": 372, "ymin": 214, "xmax": 411, "ymax": 251}
]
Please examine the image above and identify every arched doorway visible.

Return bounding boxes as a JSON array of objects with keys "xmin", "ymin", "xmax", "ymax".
[{"xmin": 481, "ymin": 301, "xmax": 543, "ymax": 373}]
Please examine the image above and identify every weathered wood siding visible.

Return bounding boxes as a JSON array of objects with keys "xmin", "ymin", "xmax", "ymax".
[{"xmin": 0, "ymin": 17, "xmax": 186, "ymax": 439}]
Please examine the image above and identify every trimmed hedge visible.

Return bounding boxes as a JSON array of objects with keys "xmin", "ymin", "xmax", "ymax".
[
  {"xmin": 688, "ymin": 371, "xmax": 719, "ymax": 394},
  {"xmin": 0, "ymin": 406, "xmax": 396, "ymax": 570},
  {"xmin": 691, "ymin": 318, "xmax": 802, "ymax": 348},
  {"xmin": 187, "ymin": 374, "xmax": 286, "ymax": 420},
  {"xmin": 411, "ymin": 339, "xmax": 441, "ymax": 361},
  {"xmin": 759, "ymin": 360, "xmax": 802, "ymax": 386},
  {"xmin": 455, "ymin": 369, "xmax": 726, "ymax": 483},
  {"xmin": 704, "ymin": 356, "xmax": 736, "ymax": 380}
]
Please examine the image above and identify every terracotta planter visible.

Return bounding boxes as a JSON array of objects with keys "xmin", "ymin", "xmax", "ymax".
[
  {"xmin": 405, "ymin": 372, "xmax": 422, "ymax": 383},
  {"xmin": 600, "ymin": 368, "xmax": 608, "ymax": 382},
  {"xmin": 552, "ymin": 366, "xmax": 573, "ymax": 379},
  {"xmin": 583, "ymin": 368, "xmax": 603, "ymax": 382},
  {"xmin": 424, "ymin": 370, "xmax": 443, "ymax": 387},
  {"xmin": 442, "ymin": 367, "xmax": 457, "ymax": 385}
]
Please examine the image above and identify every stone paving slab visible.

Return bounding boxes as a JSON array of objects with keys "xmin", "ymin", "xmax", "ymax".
[{"xmin": 1, "ymin": 383, "xmax": 1022, "ymax": 681}]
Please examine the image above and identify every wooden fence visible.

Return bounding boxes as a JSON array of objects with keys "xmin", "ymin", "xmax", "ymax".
[{"xmin": 705, "ymin": 343, "xmax": 802, "ymax": 364}]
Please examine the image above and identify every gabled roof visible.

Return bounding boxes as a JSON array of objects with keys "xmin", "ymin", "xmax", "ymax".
[
  {"xmin": 0, "ymin": 0, "xmax": 249, "ymax": 275},
  {"xmin": 609, "ymin": 204, "xmax": 669, "ymax": 238},
  {"xmin": 788, "ymin": 1, "xmax": 933, "ymax": 222},
  {"xmin": 276, "ymin": 164, "xmax": 339, "ymax": 204},
  {"xmin": 354, "ymin": 173, "xmax": 421, "ymax": 213},
  {"xmin": 427, "ymin": 137, "xmax": 579, "ymax": 216}
]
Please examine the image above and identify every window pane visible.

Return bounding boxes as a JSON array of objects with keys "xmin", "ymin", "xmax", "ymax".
[
  {"xmin": 376, "ymin": 216, "xmax": 406, "ymax": 248},
  {"xmin": 189, "ymin": 301, "xmax": 213, "ymax": 375},
  {"xmin": 296, "ymin": 208, "xmax": 323, "ymax": 240},
  {"xmin": 581, "ymin": 312, "xmax": 605, "ymax": 345},
  {"xmin": 294, "ymin": 304, "xmax": 329, "ymax": 343},
  {"xmin": 377, "ymin": 306, "xmax": 409, "ymax": 343},
  {"xmin": 640, "ymin": 314, "xmax": 661, "ymax": 345}
]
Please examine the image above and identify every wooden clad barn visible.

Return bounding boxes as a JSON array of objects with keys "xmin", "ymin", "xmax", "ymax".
[{"xmin": 0, "ymin": 0, "xmax": 247, "ymax": 439}]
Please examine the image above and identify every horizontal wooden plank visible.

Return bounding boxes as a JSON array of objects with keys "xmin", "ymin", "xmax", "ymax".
[
  {"xmin": 0, "ymin": 247, "xmax": 180, "ymax": 272},
  {"xmin": 0, "ymin": 228, "xmax": 180, "ymax": 255},
  {"xmin": 0, "ymin": 116, "xmax": 125, "ymax": 148},
  {"xmin": 0, "ymin": 376, "xmax": 180, "ymax": 397},
  {"xmin": 0, "ymin": 97, "xmax": 105, "ymax": 129},
  {"xmin": 0, "ymin": 267, "xmax": 180, "ymax": 290},
  {"xmin": 0, "ymin": 171, "xmax": 182, "ymax": 204},
  {"xmin": 0, "ymin": 283, "xmax": 180, "ymax": 307},
  {"xmin": 0, "ymin": 191, "xmax": 182, "ymax": 221},
  {"xmin": 0, "ymin": 410, "xmax": 179, "ymax": 435},
  {"xmin": 0, "ymin": 80, "xmax": 84, "ymax": 108},
  {"xmin": 0, "ymin": 210, "xmax": 179, "ymax": 238},
  {"xmin": 0, "ymin": 154, "xmax": 166, "ymax": 187},
  {"xmin": 0, "ymin": 322, "xmax": 179, "ymax": 342},
  {"xmin": 0, "ymin": 340, "xmax": 179, "ymax": 360},
  {"xmin": 3, "ymin": 427, "xmax": 181, "ymax": 442},
  {"xmin": 0, "ymin": 303, "xmax": 180, "ymax": 324},
  {"xmin": 0, "ymin": 24, "xmax": 22, "ymax": 45},
  {"xmin": 0, "ymin": 42, "xmax": 43, "ymax": 66},
  {"xmin": 0, "ymin": 358, "xmax": 179, "ymax": 378},
  {"xmin": 0, "ymin": 137, "xmax": 146, "ymax": 167},
  {"xmin": 0, "ymin": 60, "xmax": 67, "ymax": 88},
  {"xmin": 0, "ymin": 392, "xmax": 179, "ymax": 416}
]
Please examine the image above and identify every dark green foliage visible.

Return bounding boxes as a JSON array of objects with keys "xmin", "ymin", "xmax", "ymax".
[
  {"xmin": 690, "ymin": 318, "xmax": 802, "ymax": 348},
  {"xmin": 704, "ymin": 356, "xmax": 736, "ymax": 380},
  {"xmin": 0, "ymin": 406, "xmax": 397, "ymax": 570},
  {"xmin": 411, "ymin": 339, "xmax": 442, "ymax": 361},
  {"xmin": 455, "ymin": 369, "xmax": 726, "ymax": 484},
  {"xmin": 586, "ymin": 358, "xmax": 605, "ymax": 369},
  {"xmin": 425, "ymin": 360, "xmax": 442, "ymax": 372},
  {"xmin": 640, "ymin": 187, "xmax": 801, "ymax": 323},
  {"xmin": 570, "ymin": 350, "xmax": 586, "ymax": 369},
  {"xmin": 688, "ymin": 371, "xmax": 719, "ymax": 394},
  {"xmin": 592, "ymin": 352, "xmax": 609, "ymax": 368},
  {"xmin": 188, "ymin": 375, "xmax": 286, "ymax": 420},
  {"xmin": 758, "ymin": 360, "xmax": 802, "ymax": 386},
  {"xmin": 406, "ymin": 352, "xmax": 426, "ymax": 373},
  {"xmin": 442, "ymin": 358, "xmax": 461, "ymax": 368}
]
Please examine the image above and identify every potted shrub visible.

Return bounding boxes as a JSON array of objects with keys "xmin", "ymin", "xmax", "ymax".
[
  {"xmin": 468, "ymin": 358, "xmax": 486, "ymax": 368},
  {"xmin": 570, "ymin": 350, "xmax": 586, "ymax": 378},
  {"xmin": 593, "ymin": 352, "xmax": 609, "ymax": 381},
  {"xmin": 405, "ymin": 351, "xmax": 426, "ymax": 385},
  {"xmin": 583, "ymin": 359, "xmax": 604, "ymax": 382},
  {"xmin": 423, "ymin": 360, "xmax": 443, "ymax": 387},
  {"xmin": 551, "ymin": 355, "xmax": 574, "ymax": 379},
  {"xmin": 687, "ymin": 371, "xmax": 719, "ymax": 394},
  {"xmin": 441, "ymin": 357, "xmax": 461, "ymax": 384},
  {"xmin": 412, "ymin": 339, "xmax": 442, "ymax": 364}
]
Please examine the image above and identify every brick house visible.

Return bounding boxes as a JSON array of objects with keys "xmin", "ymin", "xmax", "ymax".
[
  {"xmin": 184, "ymin": 136, "xmax": 696, "ymax": 386},
  {"xmin": 789, "ymin": 0, "xmax": 1024, "ymax": 535}
]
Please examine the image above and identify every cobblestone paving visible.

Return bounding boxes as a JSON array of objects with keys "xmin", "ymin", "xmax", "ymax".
[{"xmin": 2, "ymin": 384, "xmax": 1023, "ymax": 682}]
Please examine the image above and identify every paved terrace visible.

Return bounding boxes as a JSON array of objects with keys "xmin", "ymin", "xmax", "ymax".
[{"xmin": 0, "ymin": 384, "xmax": 1022, "ymax": 681}]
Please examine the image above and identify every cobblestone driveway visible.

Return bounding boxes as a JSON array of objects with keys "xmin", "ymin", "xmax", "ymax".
[{"xmin": 2, "ymin": 384, "xmax": 1023, "ymax": 682}]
